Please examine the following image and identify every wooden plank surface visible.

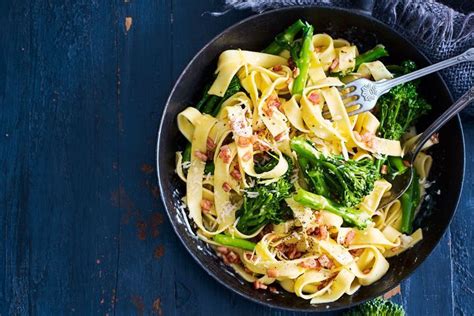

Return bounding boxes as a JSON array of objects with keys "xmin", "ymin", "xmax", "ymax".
[{"xmin": 0, "ymin": 1, "xmax": 472, "ymax": 315}]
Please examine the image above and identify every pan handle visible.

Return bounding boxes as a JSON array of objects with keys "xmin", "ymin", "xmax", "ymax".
[{"xmin": 353, "ymin": 0, "xmax": 375, "ymax": 16}]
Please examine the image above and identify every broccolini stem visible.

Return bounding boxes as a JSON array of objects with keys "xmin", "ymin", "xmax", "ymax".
[
  {"xmin": 355, "ymin": 44, "xmax": 389, "ymax": 68},
  {"xmin": 290, "ymin": 137, "xmax": 321, "ymax": 162},
  {"xmin": 400, "ymin": 171, "xmax": 420, "ymax": 234},
  {"xmin": 262, "ymin": 19, "xmax": 306, "ymax": 55},
  {"xmin": 200, "ymin": 95, "xmax": 220, "ymax": 115},
  {"xmin": 198, "ymin": 75, "xmax": 241, "ymax": 116},
  {"xmin": 294, "ymin": 189, "xmax": 370, "ymax": 229},
  {"xmin": 183, "ymin": 143, "xmax": 192, "ymax": 162},
  {"xmin": 292, "ymin": 23, "xmax": 314, "ymax": 95},
  {"xmin": 195, "ymin": 82, "xmax": 212, "ymax": 111},
  {"xmin": 213, "ymin": 234, "xmax": 256, "ymax": 251},
  {"xmin": 388, "ymin": 156, "xmax": 408, "ymax": 174}
]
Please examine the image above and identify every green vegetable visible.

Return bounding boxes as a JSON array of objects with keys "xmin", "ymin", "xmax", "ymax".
[
  {"xmin": 213, "ymin": 234, "xmax": 256, "ymax": 251},
  {"xmin": 182, "ymin": 76, "xmax": 242, "ymax": 173},
  {"xmin": 262, "ymin": 19, "xmax": 306, "ymax": 55},
  {"xmin": 385, "ymin": 60, "xmax": 417, "ymax": 76},
  {"xmin": 204, "ymin": 161, "xmax": 215, "ymax": 175},
  {"xmin": 200, "ymin": 75, "xmax": 242, "ymax": 116},
  {"xmin": 183, "ymin": 143, "xmax": 192, "ymax": 162},
  {"xmin": 236, "ymin": 157, "xmax": 294, "ymax": 234},
  {"xmin": 291, "ymin": 22, "xmax": 314, "ymax": 95},
  {"xmin": 355, "ymin": 44, "xmax": 389, "ymax": 69},
  {"xmin": 291, "ymin": 137, "xmax": 378, "ymax": 208},
  {"xmin": 294, "ymin": 188, "xmax": 371, "ymax": 229},
  {"xmin": 254, "ymin": 152, "xmax": 279, "ymax": 173},
  {"xmin": 375, "ymin": 60, "xmax": 431, "ymax": 176},
  {"xmin": 343, "ymin": 297, "xmax": 405, "ymax": 316},
  {"xmin": 377, "ymin": 62, "xmax": 431, "ymax": 141},
  {"xmin": 195, "ymin": 82, "xmax": 213, "ymax": 112},
  {"xmin": 400, "ymin": 171, "xmax": 420, "ymax": 234}
]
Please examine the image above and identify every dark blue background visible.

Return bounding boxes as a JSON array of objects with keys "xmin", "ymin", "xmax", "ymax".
[{"xmin": 1, "ymin": 1, "xmax": 473, "ymax": 315}]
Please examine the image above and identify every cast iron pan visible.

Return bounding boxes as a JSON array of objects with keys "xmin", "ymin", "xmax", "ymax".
[{"xmin": 157, "ymin": 6, "xmax": 465, "ymax": 311}]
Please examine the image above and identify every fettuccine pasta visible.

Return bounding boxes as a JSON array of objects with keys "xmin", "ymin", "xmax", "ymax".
[{"xmin": 173, "ymin": 21, "xmax": 435, "ymax": 304}]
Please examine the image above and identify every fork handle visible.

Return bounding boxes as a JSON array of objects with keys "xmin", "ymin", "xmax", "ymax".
[
  {"xmin": 378, "ymin": 48, "xmax": 474, "ymax": 93},
  {"xmin": 410, "ymin": 86, "xmax": 474, "ymax": 159}
]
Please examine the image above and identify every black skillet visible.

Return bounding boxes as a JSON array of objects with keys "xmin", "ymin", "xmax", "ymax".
[{"xmin": 156, "ymin": 6, "xmax": 465, "ymax": 312}]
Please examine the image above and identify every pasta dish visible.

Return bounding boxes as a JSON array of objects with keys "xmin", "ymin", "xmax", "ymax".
[{"xmin": 174, "ymin": 20, "xmax": 435, "ymax": 303}]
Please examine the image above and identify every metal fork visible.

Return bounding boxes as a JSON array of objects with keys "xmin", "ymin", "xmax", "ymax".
[
  {"xmin": 334, "ymin": 47, "xmax": 474, "ymax": 117},
  {"xmin": 378, "ymin": 85, "xmax": 474, "ymax": 209}
]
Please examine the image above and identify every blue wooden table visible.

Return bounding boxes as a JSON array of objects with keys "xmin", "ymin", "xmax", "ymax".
[{"xmin": 1, "ymin": 1, "xmax": 473, "ymax": 315}]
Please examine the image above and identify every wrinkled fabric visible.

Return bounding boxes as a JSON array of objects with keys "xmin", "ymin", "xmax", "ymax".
[{"xmin": 217, "ymin": 0, "xmax": 473, "ymax": 113}]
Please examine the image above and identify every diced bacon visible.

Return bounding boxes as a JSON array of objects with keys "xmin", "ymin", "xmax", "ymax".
[
  {"xmin": 267, "ymin": 268, "xmax": 279, "ymax": 278},
  {"xmin": 194, "ymin": 151, "xmax": 208, "ymax": 162},
  {"xmin": 315, "ymin": 212, "xmax": 323, "ymax": 225},
  {"xmin": 363, "ymin": 268, "xmax": 371, "ymax": 274},
  {"xmin": 288, "ymin": 58, "xmax": 296, "ymax": 70},
  {"xmin": 206, "ymin": 137, "xmax": 216, "ymax": 151},
  {"xmin": 349, "ymin": 248, "xmax": 364, "ymax": 257},
  {"xmin": 314, "ymin": 46, "xmax": 323, "ymax": 53},
  {"xmin": 237, "ymin": 136, "xmax": 252, "ymax": 147},
  {"xmin": 242, "ymin": 151, "xmax": 252, "ymax": 162},
  {"xmin": 251, "ymin": 134, "xmax": 259, "ymax": 143},
  {"xmin": 430, "ymin": 133, "xmax": 439, "ymax": 144},
  {"xmin": 381, "ymin": 164, "xmax": 388, "ymax": 175},
  {"xmin": 200, "ymin": 199, "xmax": 213, "ymax": 212},
  {"xmin": 268, "ymin": 286, "xmax": 279, "ymax": 294},
  {"xmin": 262, "ymin": 104, "xmax": 274, "ymax": 118},
  {"xmin": 230, "ymin": 168, "xmax": 242, "ymax": 180},
  {"xmin": 222, "ymin": 182, "xmax": 232, "ymax": 192},
  {"xmin": 317, "ymin": 277, "xmax": 334, "ymax": 290},
  {"xmin": 403, "ymin": 160, "xmax": 411, "ymax": 167},
  {"xmin": 330, "ymin": 58, "xmax": 339, "ymax": 71},
  {"xmin": 253, "ymin": 281, "xmax": 268, "ymax": 290},
  {"xmin": 293, "ymin": 67, "xmax": 300, "ymax": 78},
  {"xmin": 217, "ymin": 246, "xmax": 229, "ymax": 255},
  {"xmin": 298, "ymin": 258, "xmax": 321, "ymax": 270},
  {"xmin": 221, "ymin": 254, "xmax": 230, "ymax": 265},
  {"xmin": 288, "ymin": 246, "xmax": 302, "ymax": 260},
  {"xmin": 218, "ymin": 145, "xmax": 231, "ymax": 163},
  {"xmin": 344, "ymin": 230, "xmax": 356, "ymax": 246},
  {"xmin": 308, "ymin": 92, "xmax": 320, "ymax": 104},
  {"xmin": 272, "ymin": 64, "xmax": 282, "ymax": 72},
  {"xmin": 274, "ymin": 132, "xmax": 285, "ymax": 142},
  {"xmin": 308, "ymin": 225, "xmax": 328, "ymax": 240},
  {"xmin": 253, "ymin": 139, "xmax": 271, "ymax": 152},
  {"xmin": 267, "ymin": 95, "xmax": 282, "ymax": 111},
  {"xmin": 226, "ymin": 251, "xmax": 240, "ymax": 264},
  {"xmin": 317, "ymin": 254, "xmax": 335, "ymax": 269},
  {"xmin": 317, "ymin": 225, "xmax": 328, "ymax": 240}
]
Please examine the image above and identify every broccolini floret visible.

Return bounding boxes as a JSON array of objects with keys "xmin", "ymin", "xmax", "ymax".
[
  {"xmin": 291, "ymin": 137, "xmax": 378, "ymax": 208},
  {"xmin": 343, "ymin": 297, "xmax": 405, "ymax": 316},
  {"xmin": 377, "ymin": 61, "xmax": 431, "ymax": 141},
  {"xmin": 235, "ymin": 156, "xmax": 294, "ymax": 234}
]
